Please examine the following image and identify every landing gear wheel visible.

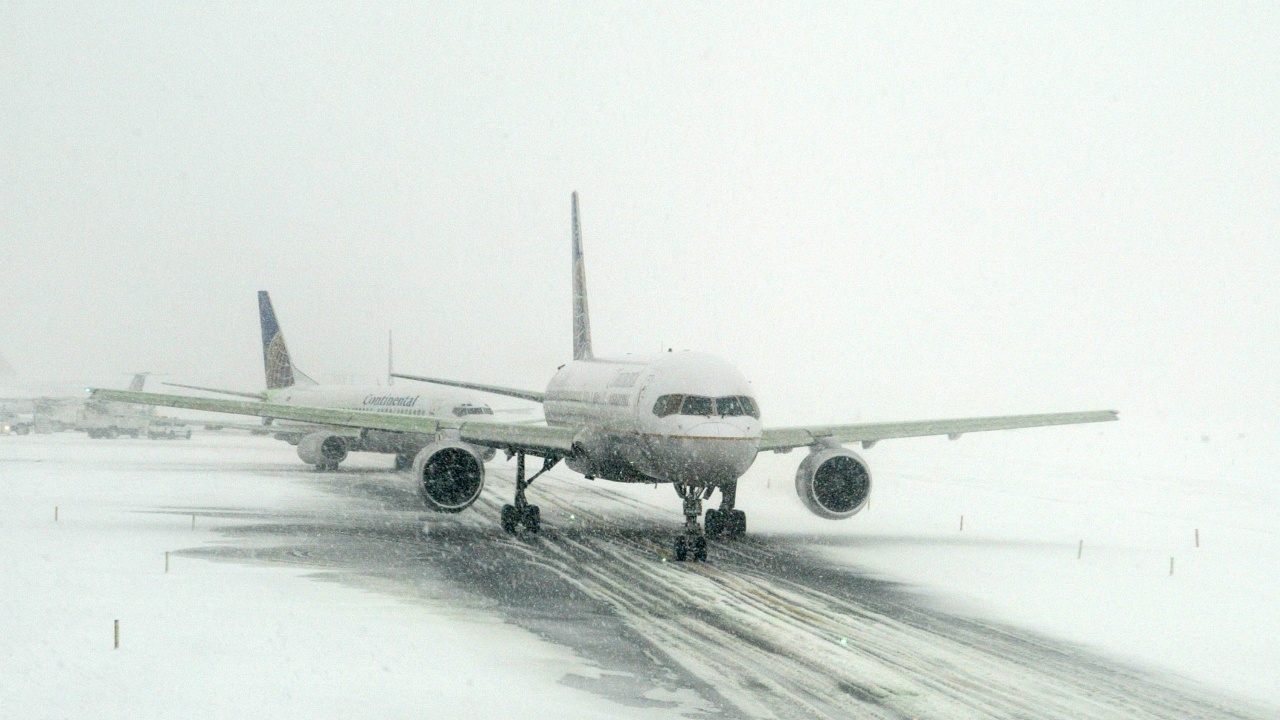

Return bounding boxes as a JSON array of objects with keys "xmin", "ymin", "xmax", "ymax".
[
  {"xmin": 705, "ymin": 508, "xmax": 725, "ymax": 539},
  {"xmin": 502, "ymin": 452, "xmax": 559, "ymax": 536},
  {"xmin": 501, "ymin": 504, "xmax": 519, "ymax": 534},
  {"xmin": 673, "ymin": 536, "xmax": 688, "ymax": 562},
  {"xmin": 522, "ymin": 505, "xmax": 541, "ymax": 534},
  {"xmin": 673, "ymin": 483, "xmax": 712, "ymax": 562},
  {"xmin": 727, "ymin": 510, "xmax": 747, "ymax": 538},
  {"xmin": 692, "ymin": 535, "xmax": 708, "ymax": 562}
]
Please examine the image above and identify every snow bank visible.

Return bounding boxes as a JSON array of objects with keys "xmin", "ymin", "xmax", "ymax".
[{"xmin": 0, "ymin": 435, "xmax": 674, "ymax": 719}]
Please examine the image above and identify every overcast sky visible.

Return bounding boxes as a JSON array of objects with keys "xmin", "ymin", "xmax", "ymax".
[{"xmin": 2, "ymin": 3, "xmax": 1276, "ymax": 427}]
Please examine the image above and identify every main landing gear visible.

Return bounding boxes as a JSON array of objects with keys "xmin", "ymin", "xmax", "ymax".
[
  {"xmin": 673, "ymin": 482, "xmax": 747, "ymax": 562},
  {"xmin": 705, "ymin": 480, "xmax": 747, "ymax": 540},
  {"xmin": 501, "ymin": 452, "xmax": 559, "ymax": 535}
]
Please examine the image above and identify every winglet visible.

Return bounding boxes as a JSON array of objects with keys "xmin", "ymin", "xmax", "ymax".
[
  {"xmin": 571, "ymin": 192, "xmax": 593, "ymax": 361},
  {"xmin": 127, "ymin": 373, "xmax": 150, "ymax": 392}
]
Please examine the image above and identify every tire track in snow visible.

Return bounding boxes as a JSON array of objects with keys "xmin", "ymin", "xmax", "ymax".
[{"xmin": 182, "ymin": 463, "xmax": 1271, "ymax": 720}]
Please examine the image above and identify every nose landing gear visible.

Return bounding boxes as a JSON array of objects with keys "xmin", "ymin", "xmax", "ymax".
[
  {"xmin": 501, "ymin": 452, "xmax": 559, "ymax": 535},
  {"xmin": 673, "ymin": 484, "xmax": 712, "ymax": 561}
]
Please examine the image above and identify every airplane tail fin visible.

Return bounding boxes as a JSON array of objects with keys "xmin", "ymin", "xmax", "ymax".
[
  {"xmin": 258, "ymin": 291, "xmax": 316, "ymax": 389},
  {"xmin": 571, "ymin": 191, "xmax": 593, "ymax": 361}
]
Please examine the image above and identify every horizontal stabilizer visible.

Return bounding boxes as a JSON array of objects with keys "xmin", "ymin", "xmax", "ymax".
[{"xmin": 391, "ymin": 373, "xmax": 546, "ymax": 403}]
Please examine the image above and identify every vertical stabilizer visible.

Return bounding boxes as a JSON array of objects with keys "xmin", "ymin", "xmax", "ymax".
[
  {"xmin": 571, "ymin": 191, "xmax": 593, "ymax": 361},
  {"xmin": 258, "ymin": 291, "xmax": 315, "ymax": 389}
]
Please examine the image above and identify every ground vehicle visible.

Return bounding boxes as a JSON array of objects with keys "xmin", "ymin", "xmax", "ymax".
[
  {"xmin": 79, "ymin": 402, "xmax": 151, "ymax": 438},
  {"xmin": 1, "ymin": 410, "xmax": 34, "ymax": 435},
  {"xmin": 147, "ymin": 418, "xmax": 192, "ymax": 440}
]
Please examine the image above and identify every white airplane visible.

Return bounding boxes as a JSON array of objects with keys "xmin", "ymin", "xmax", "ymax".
[
  {"xmin": 94, "ymin": 194, "xmax": 1117, "ymax": 561},
  {"xmin": 159, "ymin": 291, "xmax": 504, "ymax": 471}
]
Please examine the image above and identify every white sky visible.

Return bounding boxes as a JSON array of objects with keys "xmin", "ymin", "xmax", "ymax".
[{"xmin": 2, "ymin": 3, "xmax": 1276, "ymax": 427}]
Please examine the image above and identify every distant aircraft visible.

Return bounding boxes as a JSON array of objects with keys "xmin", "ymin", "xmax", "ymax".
[
  {"xmin": 158, "ymin": 291, "xmax": 507, "ymax": 470},
  {"xmin": 95, "ymin": 194, "xmax": 1117, "ymax": 561}
]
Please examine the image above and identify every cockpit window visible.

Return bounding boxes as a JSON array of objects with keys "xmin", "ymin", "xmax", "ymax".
[
  {"xmin": 716, "ymin": 396, "xmax": 743, "ymax": 417},
  {"xmin": 653, "ymin": 394, "xmax": 684, "ymax": 417},
  {"xmin": 654, "ymin": 394, "xmax": 759, "ymax": 419},
  {"xmin": 681, "ymin": 396, "xmax": 714, "ymax": 416}
]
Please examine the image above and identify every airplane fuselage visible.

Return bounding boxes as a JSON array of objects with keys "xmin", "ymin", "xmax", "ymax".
[
  {"xmin": 545, "ymin": 351, "xmax": 761, "ymax": 487},
  {"xmin": 263, "ymin": 384, "xmax": 500, "ymax": 460},
  {"xmin": 264, "ymin": 385, "xmax": 495, "ymax": 420}
]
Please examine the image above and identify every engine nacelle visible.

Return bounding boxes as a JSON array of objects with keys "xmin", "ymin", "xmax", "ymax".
[
  {"xmin": 795, "ymin": 446, "xmax": 871, "ymax": 520},
  {"xmin": 297, "ymin": 432, "xmax": 348, "ymax": 468},
  {"xmin": 412, "ymin": 441, "xmax": 486, "ymax": 513}
]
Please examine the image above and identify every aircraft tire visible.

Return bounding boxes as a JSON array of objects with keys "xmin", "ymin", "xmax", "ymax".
[
  {"xmin": 727, "ymin": 510, "xmax": 747, "ymax": 538},
  {"xmin": 692, "ymin": 535, "xmax": 708, "ymax": 562},
  {"xmin": 522, "ymin": 505, "xmax": 541, "ymax": 534},
  {"xmin": 673, "ymin": 536, "xmax": 688, "ymax": 562},
  {"xmin": 500, "ymin": 505, "xmax": 519, "ymax": 534},
  {"xmin": 704, "ymin": 509, "xmax": 725, "ymax": 538}
]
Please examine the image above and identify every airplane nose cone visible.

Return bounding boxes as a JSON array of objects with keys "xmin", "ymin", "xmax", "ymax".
[
  {"xmin": 686, "ymin": 421, "xmax": 748, "ymax": 439},
  {"xmin": 651, "ymin": 421, "xmax": 759, "ymax": 484}
]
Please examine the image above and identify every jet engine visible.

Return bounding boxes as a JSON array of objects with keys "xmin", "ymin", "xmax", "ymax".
[
  {"xmin": 795, "ymin": 446, "xmax": 871, "ymax": 519},
  {"xmin": 412, "ymin": 441, "xmax": 486, "ymax": 513},
  {"xmin": 297, "ymin": 432, "xmax": 348, "ymax": 469}
]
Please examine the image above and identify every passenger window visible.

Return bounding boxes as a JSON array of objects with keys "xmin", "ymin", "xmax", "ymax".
[
  {"xmin": 716, "ymin": 396, "xmax": 743, "ymax": 416},
  {"xmin": 653, "ymin": 394, "xmax": 683, "ymax": 417},
  {"xmin": 682, "ymin": 396, "xmax": 713, "ymax": 416},
  {"xmin": 739, "ymin": 396, "xmax": 760, "ymax": 419}
]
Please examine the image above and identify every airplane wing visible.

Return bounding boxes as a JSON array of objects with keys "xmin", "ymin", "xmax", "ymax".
[
  {"xmin": 162, "ymin": 382, "xmax": 267, "ymax": 400},
  {"xmin": 91, "ymin": 389, "xmax": 575, "ymax": 456},
  {"xmin": 391, "ymin": 373, "xmax": 546, "ymax": 403},
  {"xmin": 759, "ymin": 410, "xmax": 1118, "ymax": 452}
]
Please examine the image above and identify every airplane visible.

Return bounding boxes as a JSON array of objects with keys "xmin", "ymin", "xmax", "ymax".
[
  {"xmin": 93, "ymin": 194, "xmax": 1117, "ymax": 561},
  {"xmin": 156, "ymin": 291, "xmax": 509, "ymax": 471}
]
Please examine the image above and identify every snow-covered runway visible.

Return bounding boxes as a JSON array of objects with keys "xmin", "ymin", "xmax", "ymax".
[{"xmin": 2, "ymin": 431, "xmax": 1275, "ymax": 718}]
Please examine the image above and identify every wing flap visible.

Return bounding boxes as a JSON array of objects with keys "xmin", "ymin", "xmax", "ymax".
[
  {"xmin": 458, "ymin": 422, "xmax": 576, "ymax": 455},
  {"xmin": 759, "ymin": 410, "xmax": 1118, "ymax": 452}
]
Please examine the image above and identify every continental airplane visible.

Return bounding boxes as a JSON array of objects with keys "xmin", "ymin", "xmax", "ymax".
[
  {"xmin": 95, "ymin": 194, "xmax": 1117, "ymax": 562},
  {"xmin": 158, "ymin": 291, "xmax": 503, "ymax": 470}
]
